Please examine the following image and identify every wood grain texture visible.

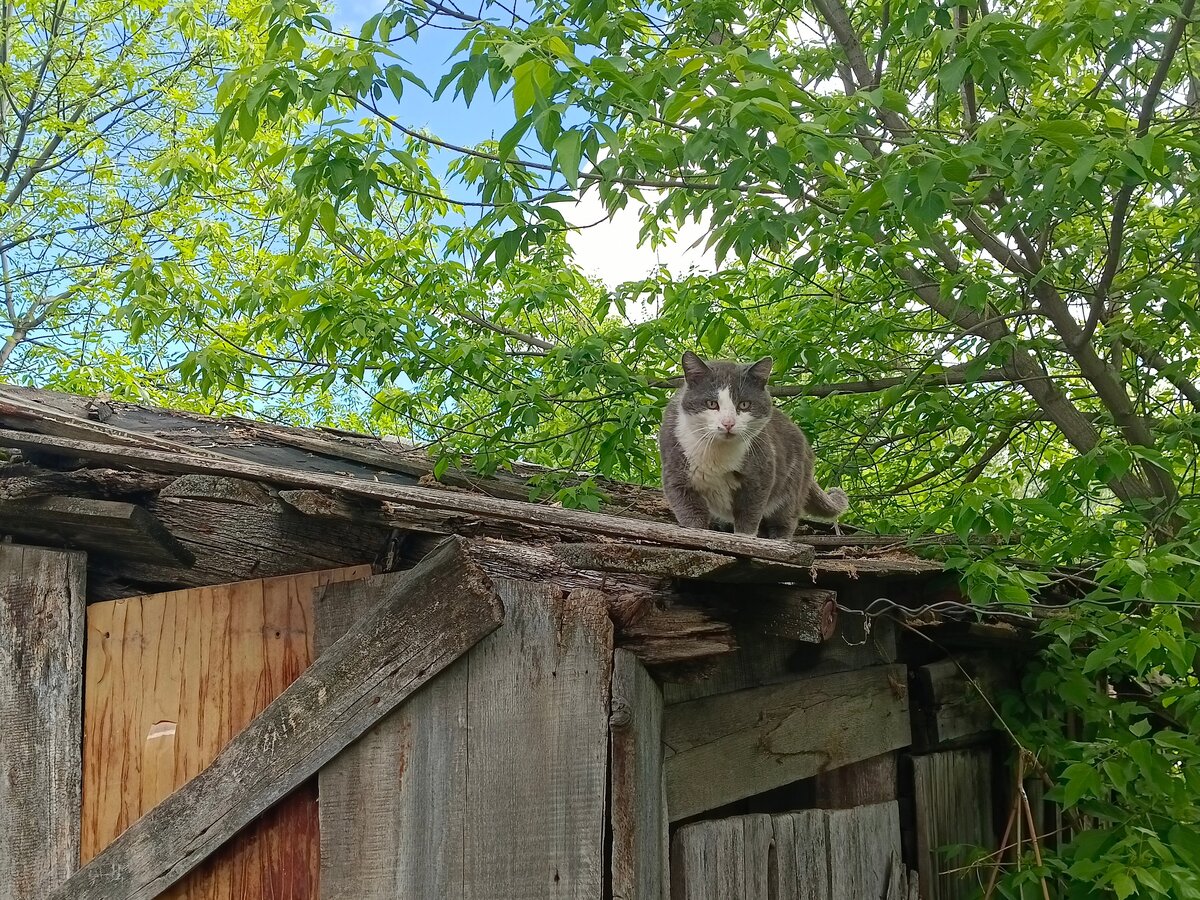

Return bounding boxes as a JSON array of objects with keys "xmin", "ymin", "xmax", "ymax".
[
  {"xmin": 0, "ymin": 428, "xmax": 819, "ymax": 566},
  {"xmin": 554, "ymin": 543, "xmax": 816, "ymax": 580},
  {"xmin": 0, "ymin": 545, "xmax": 86, "ymax": 900},
  {"xmin": 317, "ymin": 577, "xmax": 613, "ymax": 900},
  {"xmin": 60, "ymin": 537, "xmax": 504, "ymax": 900},
  {"xmin": 81, "ymin": 564, "xmax": 370, "ymax": 900},
  {"xmin": 813, "ymin": 752, "xmax": 898, "ymax": 809},
  {"xmin": 912, "ymin": 748, "xmax": 995, "ymax": 900},
  {"xmin": 914, "ymin": 656, "xmax": 1013, "ymax": 750},
  {"xmin": 670, "ymin": 804, "xmax": 901, "ymax": 900},
  {"xmin": 663, "ymin": 665, "xmax": 911, "ymax": 820},
  {"xmin": 610, "ymin": 649, "xmax": 667, "ymax": 900},
  {"xmin": 0, "ymin": 496, "xmax": 193, "ymax": 565}
]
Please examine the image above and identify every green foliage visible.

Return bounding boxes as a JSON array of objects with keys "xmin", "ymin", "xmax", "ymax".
[{"xmin": 8, "ymin": 0, "xmax": 1200, "ymax": 892}]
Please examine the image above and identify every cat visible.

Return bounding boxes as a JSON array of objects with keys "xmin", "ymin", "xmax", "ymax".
[{"xmin": 658, "ymin": 351, "xmax": 849, "ymax": 539}]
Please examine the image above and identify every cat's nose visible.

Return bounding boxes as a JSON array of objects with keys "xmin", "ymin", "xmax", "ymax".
[{"xmin": 720, "ymin": 419, "xmax": 735, "ymax": 432}]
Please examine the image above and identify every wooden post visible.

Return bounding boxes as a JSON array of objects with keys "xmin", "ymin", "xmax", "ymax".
[
  {"xmin": 0, "ymin": 545, "xmax": 86, "ymax": 900},
  {"xmin": 610, "ymin": 649, "xmax": 668, "ymax": 900},
  {"xmin": 317, "ymin": 579, "xmax": 614, "ymax": 898},
  {"xmin": 912, "ymin": 748, "xmax": 995, "ymax": 900},
  {"xmin": 51, "ymin": 537, "xmax": 504, "ymax": 900}
]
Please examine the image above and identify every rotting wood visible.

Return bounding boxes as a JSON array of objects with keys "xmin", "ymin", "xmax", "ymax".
[
  {"xmin": 0, "ymin": 428, "xmax": 821, "ymax": 566},
  {"xmin": 277, "ymin": 488, "xmax": 372, "ymax": 519},
  {"xmin": 0, "ymin": 496, "xmax": 193, "ymax": 566},
  {"xmin": 0, "ymin": 465, "xmax": 172, "ymax": 501},
  {"xmin": 618, "ymin": 600, "xmax": 737, "ymax": 668},
  {"xmin": 813, "ymin": 752, "xmax": 898, "ymax": 809},
  {"xmin": 81, "ymin": 566, "xmax": 369, "ymax": 899},
  {"xmin": 317, "ymin": 577, "xmax": 610, "ymax": 899},
  {"xmin": 663, "ymin": 664, "xmax": 911, "ymax": 820},
  {"xmin": 159, "ymin": 474, "xmax": 273, "ymax": 506},
  {"xmin": 0, "ymin": 545, "xmax": 86, "ymax": 900},
  {"xmin": 51, "ymin": 537, "xmax": 504, "ymax": 900},
  {"xmin": 914, "ymin": 656, "xmax": 1014, "ymax": 750},
  {"xmin": 610, "ymin": 649, "xmax": 668, "ymax": 900},
  {"xmin": 912, "ymin": 748, "xmax": 995, "ymax": 900}
]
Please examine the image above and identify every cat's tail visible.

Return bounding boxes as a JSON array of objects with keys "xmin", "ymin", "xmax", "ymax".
[{"xmin": 804, "ymin": 483, "xmax": 849, "ymax": 521}]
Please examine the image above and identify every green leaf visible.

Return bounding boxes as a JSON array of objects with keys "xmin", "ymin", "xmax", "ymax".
[{"xmin": 554, "ymin": 130, "xmax": 582, "ymax": 188}]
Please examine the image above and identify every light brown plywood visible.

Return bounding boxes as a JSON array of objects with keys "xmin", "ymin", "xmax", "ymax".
[{"xmin": 81, "ymin": 564, "xmax": 371, "ymax": 900}]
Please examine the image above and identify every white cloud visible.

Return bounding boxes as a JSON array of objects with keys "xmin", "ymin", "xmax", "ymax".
[{"xmin": 563, "ymin": 190, "xmax": 717, "ymax": 289}]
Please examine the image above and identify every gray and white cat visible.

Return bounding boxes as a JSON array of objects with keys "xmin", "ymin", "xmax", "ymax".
[{"xmin": 658, "ymin": 352, "xmax": 849, "ymax": 538}]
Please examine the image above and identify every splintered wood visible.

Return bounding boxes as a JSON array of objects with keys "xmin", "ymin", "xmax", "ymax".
[
  {"xmin": 670, "ymin": 803, "xmax": 906, "ymax": 900},
  {"xmin": 80, "ymin": 565, "xmax": 370, "ymax": 900}
]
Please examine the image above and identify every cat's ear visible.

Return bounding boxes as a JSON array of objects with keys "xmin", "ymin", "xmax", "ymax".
[
  {"xmin": 747, "ymin": 356, "xmax": 773, "ymax": 385},
  {"xmin": 681, "ymin": 351, "xmax": 711, "ymax": 385}
]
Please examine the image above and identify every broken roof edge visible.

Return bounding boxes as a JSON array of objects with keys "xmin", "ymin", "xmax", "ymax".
[{"xmin": 0, "ymin": 383, "xmax": 947, "ymax": 575}]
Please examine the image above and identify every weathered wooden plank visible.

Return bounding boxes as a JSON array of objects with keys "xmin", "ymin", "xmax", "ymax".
[
  {"xmin": 317, "ymin": 577, "xmax": 612, "ymax": 899},
  {"xmin": 734, "ymin": 586, "xmax": 837, "ymax": 642},
  {"xmin": 159, "ymin": 474, "xmax": 273, "ymax": 506},
  {"xmin": 54, "ymin": 537, "xmax": 504, "ymax": 900},
  {"xmin": 315, "ymin": 572, "xmax": 472, "ymax": 900},
  {"xmin": 912, "ymin": 748, "xmax": 995, "ymax": 900},
  {"xmin": 663, "ymin": 664, "xmax": 910, "ymax": 820},
  {"xmin": 81, "ymin": 565, "xmax": 370, "ymax": 899},
  {"xmin": 914, "ymin": 656, "xmax": 1012, "ymax": 749},
  {"xmin": 827, "ymin": 801, "xmax": 903, "ymax": 899},
  {"xmin": 813, "ymin": 752, "xmax": 898, "ymax": 809},
  {"xmin": 0, "ymin": 428, "xmax": 820, "ymax": 566},
  {"xmin": 661, "ymin": 608, "xmax": 897, "ymax": 705},
  {"xmin": 0, "ymin": 545, "xmax": 85, "ymax": 900},
  {"xmin": 0, "ymin": 496, "xmax": 194, "ymax": 565},
  {"xmin": 618, "ymin": 600, "xmax": 737, "ymax": 668},
  {"xmin": 611, "ymin": 649, "xmax": 667, "ymax": 900},
  {"xmin": 670, "ymin": 805, "xmax": 900, "ymax": 900},
  {"xmin": 555, "ymin": 542, "xmax": 815, "ymax": 581}
]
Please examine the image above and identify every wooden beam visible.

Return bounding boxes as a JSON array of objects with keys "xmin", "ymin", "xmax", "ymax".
[
  {"xmin": 617, "ymin": 600, "xmax": 737, "ymax": 668},
  {"xmin": 730, "ymin": 585, "xmax": 838, "ymax": 642},
  {"xmin": 663, "ymin": 664, "xmax": 911, "ymax": 820},
  {"xmin": 318, "ymin": 576, "xmax": 612, "ymax": 898},
  {"xmin": 554, "ymin": 542, "xmax": 815, "ymax": 582},
  {"xmin": 814, "ymin": 752, "xmax": 898, "ymax": 809},
  {"xmin": 610, "ymin": 649, "xmax": 668, "ymax": 900},
  {"xmin": 0, "ymin": 496, "xmax": 194, "ymax": 565},
  {"xmin": 159, "ymin": 474, "xmax": 273, "ymax": 506},
  {"xmin": 0, "ymin": 429, "xmax": 818, "ymax": 566},
  {"xmin": 50, "ymin": 537, "xmax": 504, "ymax": 900},
  {"xmin": 913, "ymin": 656, "xmax": 1013, "ymax": 750},
  {"xmin": 0, "ymin": 545, "xmax": 86, "ymax": 900}
]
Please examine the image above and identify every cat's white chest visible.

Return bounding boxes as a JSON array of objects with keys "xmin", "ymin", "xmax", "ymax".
[{"xmin": 676, "ymin": 420, "xmax": 747, "ymax": 524}]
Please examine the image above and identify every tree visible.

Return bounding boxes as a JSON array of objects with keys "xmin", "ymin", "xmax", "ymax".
[
  {"xmin": 0, "ymin": 0, "xmax": 287, "ymax": 406},
  {"xmin": 214, "ymin": 0, "xmax": 1200, "ymax": 894}
]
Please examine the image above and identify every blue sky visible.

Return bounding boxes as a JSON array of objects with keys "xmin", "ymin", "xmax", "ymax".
[{"xmin": 328, "ymin": 0, "xmax": 716, "ymax": 287}]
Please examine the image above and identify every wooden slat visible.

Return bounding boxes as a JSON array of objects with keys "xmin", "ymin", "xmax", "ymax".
[
  {"xmin": 813, "ymin": 752, "xmax": 898, "ymax": 809},
  {"xmin": 55, "ymin": 537, "xmax": 504, "ymax": 900},
  {"xmin": 914, "ymin": 656, "xmax": 1012, "ymax": 749},
  {"xmin": 81, "ymin": 565, "xmax": 370, "ymax": 899},
  {"xmin": 669, "ymin": 804, "xmax": 901, "ymax": 900},
  {"xmin": 618, "ymin": 600, "xmax": 737, "ymax": 668},
  {"xmin": 0, "ymin": 496, "xmax": 193, "ymax": 564},
  {"xmin": 554, "ymin": 542, "xmax": 815, "ymax": 582},
  {"xmin": 315, "ymin": 573, "xmax": 471, "ymax": 900},
  {"xmin": 0, "ymin": 428, "xmax": 818, "ymax": 566},
  {"xmin": 0, "ymin": 545, "xmax": 86, "ymax": 900},
  {"xmin": 912, "ymin": 748, "xmax": 995, "ymax": 900},
  {"xmin": 610, "ymin": 649, "xmax": 667, "ymax": 900},
  {"xmin": 317, "ymin": 577, "xmax": 612, "ymax": 899},
  {"xmin": 663, "ymin": 665, "xmax": 910, "ymax": 820}
]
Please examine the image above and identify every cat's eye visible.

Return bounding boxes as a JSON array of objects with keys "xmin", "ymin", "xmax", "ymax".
[
  {"xmin": 705, "ymin": 399, "xmax": 719, "ymax": 409},
  {"xmin": 737, "ymin": 401, "xmax": 752, "ymax": 411}
]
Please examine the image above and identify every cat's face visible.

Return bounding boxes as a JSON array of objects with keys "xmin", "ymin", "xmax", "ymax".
[{"xmin": 677, "ymin": 352, "xmax": 774, "ymax": 442}]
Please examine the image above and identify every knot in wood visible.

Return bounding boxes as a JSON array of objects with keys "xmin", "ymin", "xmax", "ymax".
[{"xmin": 610, "ymin": 698, "xmax": 632, "ymax": 728}]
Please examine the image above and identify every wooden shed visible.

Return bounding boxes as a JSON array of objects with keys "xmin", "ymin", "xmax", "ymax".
[{"xmin": 0, "ymin": 384, "xmax": 1040, "ymax": 900}]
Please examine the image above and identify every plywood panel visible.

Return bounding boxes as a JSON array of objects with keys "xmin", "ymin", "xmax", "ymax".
[{"xmin": 81, "ymin": 565, "xmax": 370, "ymax": 900}]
